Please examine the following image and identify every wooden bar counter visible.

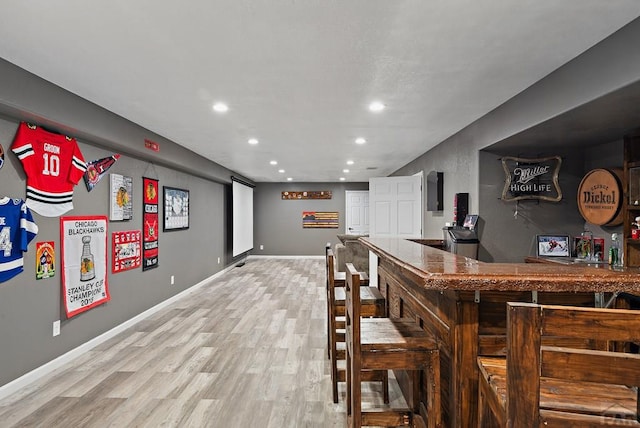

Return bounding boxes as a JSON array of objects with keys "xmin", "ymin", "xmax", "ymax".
[{"xmin": 360, "ymin": 236, "xmax": 640, "ymax": 428}]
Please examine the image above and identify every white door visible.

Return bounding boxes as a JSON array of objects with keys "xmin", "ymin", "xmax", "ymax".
[
  {"xmin": 368, "ymin": 175, "xmax": 422, "ymax": 287},
  {"xmin": 369, "ymin": 176, "xmax": 422, "ymax": 238},
  {"xmin": 345, "ymin": 190, "xmax": 369, "ymax": 235}
]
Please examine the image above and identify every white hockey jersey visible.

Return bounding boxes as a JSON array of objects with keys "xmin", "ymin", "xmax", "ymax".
[
  {"xmin": 0, "ymin": 198, "xmax": 38, "ymax": 283},
  {"xmin": 11, "ymin": 122, "xmax": 87, "ymax": 217}
]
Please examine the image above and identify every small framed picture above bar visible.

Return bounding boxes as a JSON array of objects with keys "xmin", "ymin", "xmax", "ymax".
[
  {"xmin": 536, "ymin": 234, "xmax": 570, "ymax": 257},
  {"xmin": 282, "ymin": 191, "xmax": 332, "ymax": 200}
]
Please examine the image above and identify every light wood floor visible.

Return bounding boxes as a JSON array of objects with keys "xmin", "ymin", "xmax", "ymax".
[{"xmin": 0, "ymin": 258, "xmax": 407, "ymax": 427}]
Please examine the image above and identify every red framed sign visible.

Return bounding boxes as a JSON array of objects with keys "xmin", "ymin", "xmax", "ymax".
[
  {"xmin": 60, "ymin": 216, "xmax": 109, "ymax": 318},
  {"xmin": 112, "ymin": 230, "xmax": 141, "ymax": 273},
  {"xmin": 142, "ymin": 177, "xmax": 159, "ymax": 270}
]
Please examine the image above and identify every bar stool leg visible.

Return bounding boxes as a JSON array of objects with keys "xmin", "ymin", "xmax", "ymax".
[
  {"xmin": 426, "ymin": 350, "xmax": 441, "ymax": 428},
  {"xmin": 349, "ymin": 346, "xmax": 363, "ymax": 428},
  {"xmin": 346, "ymin": 346, "xmax": 353, "ymax": 427}
]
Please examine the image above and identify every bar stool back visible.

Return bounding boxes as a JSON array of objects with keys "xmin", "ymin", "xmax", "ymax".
[
  {"xmin": 327, "ymin": 249, "xmax": 386, "ymax": 403},
  {"xmin": 345, "ymin": 263, "xmax": 441, "ymax": 428}
]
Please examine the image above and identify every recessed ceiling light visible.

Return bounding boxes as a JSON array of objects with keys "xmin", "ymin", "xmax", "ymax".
[
  {"xmin": 355, "ymin": 137, "xmax": 366, "ymax": 145},
  {"xmin": 346, "ymin": 160, "xmax": 354, "ymax": 165},
  {"xmin": 278, "ymin": 169, "xmax": 285, "ymax": 173},
  {"xmin": 248, "ymin": 138, "xmax": 259, "ymax": 145},
  {"xmin": 212, "ymin": 102, "xmax": 229, "ymax": 113},
  {"xmin": 339, "ymin": 177, "xmax": 346, "ymax": 181},
  {"xmin": 270, "ymin": 160, "xmax": 278, "ymax": 165},
  {"xmin": 368, "ymin": 101, "xmax": 385, "ymax": 112},
  {"xmin": 287, "ymin": 177, "xmax": 293, "ymax": 181},
  {"xmin": 343, "ymin": 169, "xmax": 350, "ymax": 173}
]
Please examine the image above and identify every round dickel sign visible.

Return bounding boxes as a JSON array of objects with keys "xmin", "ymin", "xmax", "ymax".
[{"xmin": 577, "ymin": 168, "xmax": 623, "ymax": 226}]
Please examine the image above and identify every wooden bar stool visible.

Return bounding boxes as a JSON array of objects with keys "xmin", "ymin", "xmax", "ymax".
[
  {"xmin": 344, "ymin": 263, "xmax": 441, "ymax": 428},
  {"xmin": 326, "ymin": 245, "xmax": 369, "ymax": 359},
  {"xmin": 477, "ymin": 302, "xmax": 640, "ymax": 427},
  {"xmin": 326, "ymin": 249, "xmax": 386, "ymax": 404}
]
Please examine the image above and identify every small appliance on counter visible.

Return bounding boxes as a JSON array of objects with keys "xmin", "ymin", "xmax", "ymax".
[{"xmin": 443, "ymin": 214, "xmax": 479, "ymax": 259}]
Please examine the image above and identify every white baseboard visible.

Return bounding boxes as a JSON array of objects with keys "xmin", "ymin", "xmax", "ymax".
[
  {"xmin": 249, "ymin": 255, "xmax": 323, "ymax": 259},
  {"xmin": 0, "ymin": 265, "xmax": 235, "ymax": 401}
]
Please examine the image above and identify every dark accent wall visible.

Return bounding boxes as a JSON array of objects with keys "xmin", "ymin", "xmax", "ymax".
[
  {"xmin": 477, "ymin": 141, "xmax": 623, "ymax": 263},
  {"xmin": 477, "ymin": 148, "xmax": 583, "ymax": 262},
  {"xmin": 253, "ymin": 182, "xmax": 368, "ymax": 255},
  {"xmin": 393, "ymin": 19, "xmax": 640, "ymax": 262},
  {"xmin": 0, "ymin": 62, "xmax": 238, "ymax": 388}
]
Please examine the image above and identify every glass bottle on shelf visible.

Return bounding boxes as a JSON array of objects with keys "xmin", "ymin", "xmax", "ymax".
[
  {"xmin": 618, "ymin": 234, "xmax": 625, "ymax": 267},
  {"xmin": 609, "ymin": 233, "xmax": 622, "ymax": 267},
  {"xmin": 80, "ymin": 236, "xmax": 95, "ymax": 281},
  {"xmin": 580, "ymin": 229, "xmax": 593, "ymax": 261}
]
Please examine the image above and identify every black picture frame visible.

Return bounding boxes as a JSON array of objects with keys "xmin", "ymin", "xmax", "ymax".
[
  {"xmin": 163, "ymin": 186, "xmax": 189, "ymax": 231},
  {"xmin": 463, "ymin": 214, "xmax": 478, "ymax": 229},
  {"xmin": 536, "ymin": 234, "xmax": 570, "ymax": 257}
]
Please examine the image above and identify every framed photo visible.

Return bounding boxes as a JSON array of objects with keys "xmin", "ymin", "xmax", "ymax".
[
  {"xmin": 109, "ymin": 173, "xmax": 133, "ymax": 221},
  {"xmin": 163, "ymin": 186, "xmax": 189, "ymax": 231},
  {"xmin": 112, "ymin": 230, "xmax": 142, "ymax": 273},
  {"xmin": 463, "ymin": 214, "xmax": 479, "ymax": 229},
  {"xmin": 536, "ymin": 234, "xmax": 570, "ymax": 257}
]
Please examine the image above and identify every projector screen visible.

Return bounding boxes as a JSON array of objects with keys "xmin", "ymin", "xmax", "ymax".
[{"xmin": 232, "ymin": 178, "xmax": 254, "ymax": 257}]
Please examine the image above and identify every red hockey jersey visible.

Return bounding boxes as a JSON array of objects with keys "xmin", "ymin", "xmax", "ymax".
[{"xmin": 11, "ymin": 122, "xmax": 87, "ymax": 217}]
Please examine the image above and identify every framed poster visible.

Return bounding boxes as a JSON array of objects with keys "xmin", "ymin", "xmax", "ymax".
[
  {"xmin": 110, "ymin": 173, "xmax": 133, "ymax": 221},
  {"xmin": 163, "ymin": 186, "xmax": 189, "ymax": 231},
  {"xmin": 60, "ymin": 216, "xmax": 109, "ymax": 318},
  {"xmin": 142, "ymin": 177, "xmax": 159, "ymax": 270},
  {"xmin": 112, "ymin": 230, "xmax": 142, "ymax": 273}
]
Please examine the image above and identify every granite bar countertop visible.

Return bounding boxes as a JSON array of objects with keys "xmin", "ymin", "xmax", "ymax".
[{"xmin": 361, "ymin": 237, "xmax": 640, "ymax": 293}]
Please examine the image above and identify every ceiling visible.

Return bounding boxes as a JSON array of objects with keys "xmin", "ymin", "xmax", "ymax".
[{"xmin": 1, "ymin": 1, "xmax": 640, "ymax": 183}]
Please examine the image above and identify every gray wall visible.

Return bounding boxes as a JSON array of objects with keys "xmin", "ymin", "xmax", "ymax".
[
  {"xmin": 254, "ymin": 182, "xmax": 368, "ymax": 256},
  {"xmin": 477, "ymin": 148, "xmax": 585, "ymax": 262},
  {"xmin": 0, "ymin": 59, "xmax": 237, "ymax": 184},
  {"xmin": 0, "ymin": 63, "xmax": 237, "ymax": 388},
  {"xmin": 476, "ymin": 144, "xmax": 623, "ymax": 262},
  {"xmin": 393, "ymin": 19, "xmax": 639, "ymax": 261}
]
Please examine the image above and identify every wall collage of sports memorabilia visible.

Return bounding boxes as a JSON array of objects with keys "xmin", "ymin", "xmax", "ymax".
[{"xmin": 1, "ymin": 121, "xmax": 188, "ymax": 318}]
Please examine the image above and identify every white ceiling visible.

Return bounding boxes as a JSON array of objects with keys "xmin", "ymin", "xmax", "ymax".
[{"xmin": 1, "ymin": 1, "xmax": 639, "ymax": 183}]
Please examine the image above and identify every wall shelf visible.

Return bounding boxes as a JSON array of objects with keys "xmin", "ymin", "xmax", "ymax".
[{"xmin": 623, "ymin": 134, "xmax": 640, "ymax": 267}]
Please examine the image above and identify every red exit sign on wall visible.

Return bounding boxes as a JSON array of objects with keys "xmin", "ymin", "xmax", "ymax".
[{"xmin": 144, "ymin": 139, "xmax": 159, "ymax": 152}]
